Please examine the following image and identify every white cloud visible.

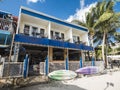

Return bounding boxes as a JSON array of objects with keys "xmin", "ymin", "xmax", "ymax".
[
  {"xmin": 27, "ymin": 0, "xmax": 45, "ymax": 4},
  {"xmin": 66, "ymin": 2, "xmax": 97, "ymax": 22},
  {"xmin": 80, "ymin": 0, "xmax": 85, "ymax": 9}
]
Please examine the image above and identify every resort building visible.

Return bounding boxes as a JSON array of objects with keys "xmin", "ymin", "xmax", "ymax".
[
  {"xmin": 0, "ymin": 10, "xmax": 17, "ymax": 57},
  {"xmin": 14, "ymin": 6, "xmax": 93, "ymax": 76}
]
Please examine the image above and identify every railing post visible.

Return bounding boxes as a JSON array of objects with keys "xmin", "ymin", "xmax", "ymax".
[
  {"xmin": 23, "ymin": 54, "xmax": 29, "ymax": 78},
  {"xmin": 80, "ymin": 57, "xmax": 83, "ymax": 68},
  {"xmin": 92, "ymin": 57, "xmax": 95, "ymax": 66},
  {"xmin": 65, "ymin": 49, "xmax": 69, "ymax": 70},
  {"xmin": 45, "ymin": 55, "xmax": 49, "ymax": 75}
]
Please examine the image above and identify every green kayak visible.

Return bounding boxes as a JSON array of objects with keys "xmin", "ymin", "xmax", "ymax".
[{"xmin": 48, "ymin": 70, "xmax": 77, "ymax": 80}]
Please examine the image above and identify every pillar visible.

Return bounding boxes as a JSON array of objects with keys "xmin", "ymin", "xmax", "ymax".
[
  {"xmin": 47, "ymin": 22, "xmax": 51, "ymax": 39},
  {"xmin": 79, "ymin": 51, "xmax": 83, "ymax": 68},
  {"xmin": 81, "ymin": 50, "xmax": 85, "ymax": 67},
  {"xmin": 91, "ymin": 51, "xmax": 95, "ymax": 66},
  {"xmin": 13, "ymin": 43, "xmax": 20, "ymax": 62},
  {"xmin": 23, "ymin": 54, "xmax": 29, "ymax": 78},
  {"xmin": 45, "ymin": 55, "xmax": 49, "ymax": 75},
  {"xmin": 64, "ymin": 49, "xmax": 69, "ymax": 70},
  {"xmin": 49, "ymin": 47, "xmax": 53, "ymax": 62},
  {"xmin": 45, "ymin": 47, "xmax": 50, "ymax": 75}
]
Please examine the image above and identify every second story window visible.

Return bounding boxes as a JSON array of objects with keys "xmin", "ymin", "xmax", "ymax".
[
  {"xmin": 40, "ymin": 28, "xmax": 45, "ymax": 38},
  {"xmin": 50, "ymin": 31, "xmax": 64, "ymax": 41},
  {"xmin": 24, "ymin": 25, "xmax": 30, "ymax": 36},
  {"xmin": 61, "ymin": 33, "xmax": 64, "ymax": 41},
  {"xmin": 55, "ymin": 32, "xmax": 60, "ymax": 40},
  {"xmin": 51, "ymin": 31, "xmax": 54, "ymax": 39},
  {"xmin": 32, "ymin": 27, "xmax": 38, "ymax": 37},
  {"xmin": 73, "ymin": 36, "xmax": 80, "ymax": 44}
]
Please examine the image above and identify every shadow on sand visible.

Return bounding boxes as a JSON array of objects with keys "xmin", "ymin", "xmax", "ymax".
[
  {"xmin": 0, "ymin": 79, "xmax": 86, "ymax": 90},
  {"xmin": 16, "ymin": 80, "xmax": 87, "ymax": 90}
]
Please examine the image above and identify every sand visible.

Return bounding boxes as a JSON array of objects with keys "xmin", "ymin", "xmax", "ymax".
[{"xmin": 16, "ymin": 70, "xmax": 120, "ymax": 90}]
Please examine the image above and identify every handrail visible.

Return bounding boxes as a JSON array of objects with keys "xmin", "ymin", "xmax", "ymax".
[
  {"xmin": 0, "ymin": 18, "xmax": 12, "ymax": 22},
  {"xmin": 14, "ymin": 34, "xmax": 93, "ymax": 51},
  {"xmin": 0, "ymin": 18, "xmax": 12, "ymax": 31}
]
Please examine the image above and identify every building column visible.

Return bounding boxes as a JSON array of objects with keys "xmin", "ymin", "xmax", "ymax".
[
  {"xmin": 91, "ymin": 51, "xmax": 95, "ymax": 66},
  {"xmin": 81, "ymin": 50, "xmax": 85, "ymax": 67},
  {"xmin": 49, "ymin": 47, "xmax": 53, "ymax": 62},
  {"xmin": 64, "ymin": 49, "xmax": 69, "ymax": 70},
  {"xmin": 45, "ymin": 55, "xmax": 49, "ymax": 75},
  {"xmin": 13, "ymin": 43, "xmax": 20, "ymax": 62},
  {"xmin": 47, "ymin": 22, "xmax": 51, "ymax": 39},
  {"xmin": 69, "ymin": 28, "xmax": 73, "ymax": 43},
  {"xmin": 65, "ymin": 28, "xmax": 73, "ymax": 43},
  {"xmin": 79, "ymin": 51, "xmax": 83, "ymax": 68},
  {"xmin": 45, "ymin": 47, "xmax": 50, "ymax": 75},
  {"xmin": 23, "ymin": 54, "xmax": 29, "ymax": 78}
]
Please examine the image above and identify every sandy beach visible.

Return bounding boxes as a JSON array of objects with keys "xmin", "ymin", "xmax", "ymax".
[{"xmin": 15, "ymin": 70, "xmax": 120, "ymax": 90}]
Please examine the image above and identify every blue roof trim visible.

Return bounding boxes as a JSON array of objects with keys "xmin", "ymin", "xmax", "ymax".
[
  {"xmin": 0, "ymin": 10, "xmax": 10, "ymax": 15},
  {"xmin": 14, "ymin": 34, "xmax": 93, "ymax": 51},
  {"xmin": 21, "ymin": 9, "xmax": 88, "ymax": 32}
]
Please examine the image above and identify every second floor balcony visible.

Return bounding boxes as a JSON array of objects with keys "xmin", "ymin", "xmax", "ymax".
[
  {"xmin": 14, "ymin": 34, "xmax": 93, "ymax": 51},
  {"xmin": 0, "ymin": 18, "xmax": 12, "ymax": 32}
]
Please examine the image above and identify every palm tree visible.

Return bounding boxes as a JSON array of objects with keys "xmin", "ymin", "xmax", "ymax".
[
  {"xmin": 72, "ymin": 8, "xmax": 96, "ymax": 46},
  {"xmin": 71, "ymin": 8, "xmax": 96, "ymax": 61},
  {"xmin": 93, "ymin": 1, "xmax": 120, "ymax": 68},
  {"xmin": 95, "ymin": 46, "xmax": 102, "ymax": 60},
  {"xmin": 72, "ymin": 1, "xmax": 120, "ymax": 68}
]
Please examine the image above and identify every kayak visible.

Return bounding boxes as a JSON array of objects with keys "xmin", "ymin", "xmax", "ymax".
[
  {"xmin": 76, "ymin": 66, "xmax": 99, "ymax": 75},
  {"xmin": 48, "ymin": 70, "xmax": 77, "ymax": 80}
]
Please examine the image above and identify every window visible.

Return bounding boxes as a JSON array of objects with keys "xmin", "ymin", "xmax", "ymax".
[
  {"xmin": 61, "ymin": 33, "xmax": 64, "ymax": 41},
  {"xmin": 69, "ymin": 50, "xmax": 80, "ymax": 61},
  {"xmin": 55, "ymin": 32, "xmax": 60, "ymax": 40},
  {"xmin": 50, "ymin": 31, "xmax": 64, "ymax": 40},
  {"xmin": 51, "ymin": 31, "xmax": 54, "ymax": 39},
  {"xmin": 40, "ymin": 28, "xmax": 45, "ymax": 38},
  {"xmin": 73, "ymin": 36, "xmax": 80, "ymax": 44},
  {"xmin": 73, "ymin": 36, "xmax": 76, "ymax": 43},
  {"xmin": 53, "ymin": 48, "xmax": 64, "ymax": 60},
  {"xmin": 32, "ymin": 27, "xmax": 38, "ymax": 37},
  {"xmin": 24, "ymin": 25, "xmax": 30, "ymax": 35}
]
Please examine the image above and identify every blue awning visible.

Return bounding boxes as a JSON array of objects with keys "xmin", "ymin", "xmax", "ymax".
[
  {"xmin": 14, "ymin": 34, "xmax": 93, "ymax": 51},
  {"xmin": 0, "ymin": 30, "xmax": 11, "ymax": 35}
]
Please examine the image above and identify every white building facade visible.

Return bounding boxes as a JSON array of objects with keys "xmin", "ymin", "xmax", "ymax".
[{"xmin": 14, "ymin": 6, "xmax": 94, "ymax": 76}]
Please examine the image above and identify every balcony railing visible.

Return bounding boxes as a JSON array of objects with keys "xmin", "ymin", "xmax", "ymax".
[
  {"xmin": 14, "ymin": 34, "xmax": 93, "ymax": 51},
  {"xmin": 0, "ymin": 18, "xmax": 12, "ymax": 31}
]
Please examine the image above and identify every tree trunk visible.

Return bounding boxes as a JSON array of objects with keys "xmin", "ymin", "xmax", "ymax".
[
  {"xmin": 102, "ymin": 30, "xmax": 107, "ymax": 68},
  {"xmin": 102, "ymin": 31, "xmax": 105, "ymax": 67}
]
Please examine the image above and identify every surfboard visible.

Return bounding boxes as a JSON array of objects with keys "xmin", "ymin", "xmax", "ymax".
[
  {"xmin": 48, "ymin": 70, "xmax": 77, "ymax": 80},
  {"xmin": 76, "ymin": 66, "xmax": 99, "ymax": 75}
]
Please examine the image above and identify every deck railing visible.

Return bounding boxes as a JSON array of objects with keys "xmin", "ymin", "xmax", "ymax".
[
  {"xmin": 14, "ymin": 34, "xmax": 93, "ymax": 51},
  {"xmin": 0, "ymin": 18, "xmax": 12, "ymax": 31}
]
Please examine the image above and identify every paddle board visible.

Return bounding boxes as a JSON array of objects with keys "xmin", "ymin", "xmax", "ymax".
[{"xmin": 48, "ymin": 70, "xmax": 77, "ymax": 80}]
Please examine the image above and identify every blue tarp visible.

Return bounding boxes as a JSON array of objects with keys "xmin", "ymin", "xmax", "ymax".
[{"xmin": 14, "ymin": 34, "xmax": 93, "ymax": 51}]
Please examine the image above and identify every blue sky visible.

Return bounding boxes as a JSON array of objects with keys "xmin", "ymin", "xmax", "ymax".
[{"xmin": 0, "ymin": 0, "xmax": 120, "ymax": 21}]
